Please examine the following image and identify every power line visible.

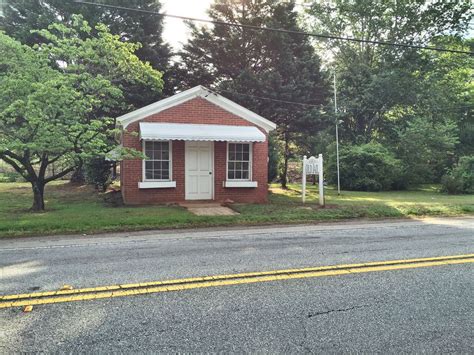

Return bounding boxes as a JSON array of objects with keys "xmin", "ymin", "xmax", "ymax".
[
  {"xmin": 73, "ymin": 1, "xmax": 473, "ymax": 55},
  {"xmin": 217, "ymin": 89, "xmax": 473, "ymax": 114},
  {"xmin": 218, "ymin": 89, "xmax": 323, "ymax": 107}
]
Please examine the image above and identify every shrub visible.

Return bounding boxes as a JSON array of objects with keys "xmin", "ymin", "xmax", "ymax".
[
  {"xmin": 327, "ymin": 142, "xmax": 404, "ymax": 191},
  {"xmin": 84, "ymin": 157, "xmax": 112, "ymax": 192},
  {"xmin": 0, "ymin": 171, "xmax": 22, "ymax": 182},
  {"xmin": 441, "ymin": 156, "xmax": 474, "ymax": 194}
]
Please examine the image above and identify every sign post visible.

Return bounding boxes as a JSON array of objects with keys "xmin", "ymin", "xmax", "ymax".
[
  {"xmin": 302, "ymin": 156, "xmax": 307, "ymax": 203},
  {"xmin": 302, "ymin": 154, "xmax": 324, "ymax": 206}
]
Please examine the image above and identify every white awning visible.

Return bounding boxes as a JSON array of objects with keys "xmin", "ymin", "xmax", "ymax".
[{"xmin": 139, "ymin": 122, "xmax": 266, "ymax": 142}]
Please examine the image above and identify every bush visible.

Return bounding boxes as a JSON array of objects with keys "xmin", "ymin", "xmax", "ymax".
[
  {"xmin": 327, "ymin": 142, "xmax": 404, "ymax": 191},
  {"xmin": 441, "ymin": 156, "xmax": 474, "ymax": 194},
  {"xmin": 0, "ymin": 171, "xmax": 22, "ymax": 182},
  {"xmin": 84, "ymin": 157, "xmax": 112, "ymax": 192}
]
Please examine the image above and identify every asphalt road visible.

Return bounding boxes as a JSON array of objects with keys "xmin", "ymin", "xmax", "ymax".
[{"xmin": 0, "ymin": 217, "xmax": 473, "ymax": 352}]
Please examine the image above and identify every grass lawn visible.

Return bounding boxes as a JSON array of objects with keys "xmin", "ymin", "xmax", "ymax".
[{"xmin": 0, "ymin": 181, "xmax": 472, "ymax": 237}]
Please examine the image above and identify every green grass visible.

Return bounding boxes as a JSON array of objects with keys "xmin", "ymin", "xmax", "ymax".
[{"xmin": 0, "ymin": 181, "xmax": 472, "ymax": 237}]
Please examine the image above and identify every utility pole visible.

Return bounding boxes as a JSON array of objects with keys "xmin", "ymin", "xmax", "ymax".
[{"xmin": 334, "ymin": 71, "xmax": 341, "ymax": 195}]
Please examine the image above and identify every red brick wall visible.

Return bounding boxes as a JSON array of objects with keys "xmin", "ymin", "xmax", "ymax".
[{"xmin": 121, "ymin": 97, "xmax": 269, "ymax": 204}]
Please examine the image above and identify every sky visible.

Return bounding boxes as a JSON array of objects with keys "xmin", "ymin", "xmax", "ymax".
[{"xmin": 161, "ymin": 0, "xmax": 213, "ymax": 50}]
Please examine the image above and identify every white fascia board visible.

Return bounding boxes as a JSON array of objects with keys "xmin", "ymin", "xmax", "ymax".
[{"xmin": 117, "ymin": 85, "xmax": 277, "ymax": 133}]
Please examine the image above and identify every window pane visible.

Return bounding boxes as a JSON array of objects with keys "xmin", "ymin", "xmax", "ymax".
[
  {"xmin": 227, "ymin": 144, "xmax": 251, "ymax": 180},
  {"xmin": 145, "ymin": 142, "xmax": 153, "ymax": 159},
  {"xmin": 143, "ymin": 140, "xmax": 172, "ymax": 180},
  {"xmin": 228, "ymin": 144, "xmax": 236, "ymax": 160}
]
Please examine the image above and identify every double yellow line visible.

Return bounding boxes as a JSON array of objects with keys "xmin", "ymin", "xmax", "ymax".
[{"xmin": 1, "ymin": 254, "xmax": 473, "ymax": 309}]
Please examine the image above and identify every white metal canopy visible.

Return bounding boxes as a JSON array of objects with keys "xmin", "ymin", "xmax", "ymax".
[{"xmin": 139, "ymin": 122, "xmax": 266, "ymax": 142}]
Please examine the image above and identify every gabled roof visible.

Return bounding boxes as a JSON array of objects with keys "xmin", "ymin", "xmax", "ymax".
[{"xmin": 117, "ymin": 85, "xmax": 277, "ymax": 132}]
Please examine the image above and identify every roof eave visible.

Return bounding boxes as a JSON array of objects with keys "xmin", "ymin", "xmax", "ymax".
[{"xmin": 117, "ymin": 86, "xmax": 277, "ymax": 133}]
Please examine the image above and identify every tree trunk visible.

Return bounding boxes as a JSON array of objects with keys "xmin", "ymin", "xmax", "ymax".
[
  {"xmin": 281, "ymin": 154, "xmax": 289, "ymax": 189},
  {"xmin": 281, "ymin": 136, "xmax": 290, "ymax": 189},
  {"xmin": 112, "ymin": 162, "xmax": 117, "ymax": 180},
  {"xmin": 31, "ymin": 181, "xmax": 45, "ymax": 211}
]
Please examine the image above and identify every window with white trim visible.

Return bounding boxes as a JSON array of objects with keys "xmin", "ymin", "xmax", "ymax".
[
  {"xmin": 227, "ymin": 143, "xmax": 251, "ymax": 180},
  {"xmin": 144, "ymin": 141, "xmax": 171, "ymax": 181}
]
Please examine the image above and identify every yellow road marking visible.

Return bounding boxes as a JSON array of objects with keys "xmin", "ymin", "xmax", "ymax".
[{"xmin": 0, "ymin": 254, "xmax": 472, "ymax": 309}]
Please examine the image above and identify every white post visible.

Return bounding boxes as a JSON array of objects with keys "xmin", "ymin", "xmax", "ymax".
[
  {"xmin": 302, "ymin": 155, "xmax": 307, "ymax": 204},
  {"xmin": 334, "ymin": 72, "xmax": 341, "ymax": 196},
  {"xmin": 318, "ymin": 154, "xmax": 324, "ymax": 206}
]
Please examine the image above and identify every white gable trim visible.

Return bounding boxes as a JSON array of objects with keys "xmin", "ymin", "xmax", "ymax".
[{"xmin": 117, "ymin": 85, "xmax": 277, "ymax": 132}]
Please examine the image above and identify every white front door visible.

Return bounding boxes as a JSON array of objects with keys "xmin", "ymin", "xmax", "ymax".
[{"xmin": 185, "ymin": 141, "xmax": 214, "ymax": 200}]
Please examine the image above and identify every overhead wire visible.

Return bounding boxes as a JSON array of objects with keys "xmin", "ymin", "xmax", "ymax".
[
  {"xmin": 70, "ymin": 1, "xmax": 473, "ymax": 112},
  {"xmin": 72, "ymin": 1, "xmax": 473, "ymax": 55}
]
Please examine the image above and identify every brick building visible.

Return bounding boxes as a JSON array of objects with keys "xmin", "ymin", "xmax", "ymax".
[{"xmin": 118, "ymin": 86, "xmax": 277, "ymax": 204}]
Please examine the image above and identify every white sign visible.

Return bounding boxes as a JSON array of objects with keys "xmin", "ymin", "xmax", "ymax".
[
  {"xmin": 302, "ymin": 154, "xmax": 324, "ymax": 206},
  {"xmin": 305, "ymin": 156, "xmax": 319, "ymax": 175}
]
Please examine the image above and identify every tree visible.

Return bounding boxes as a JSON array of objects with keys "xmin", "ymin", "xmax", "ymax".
[
  {"xmin": 0, "ymin": 19, "xmax": 163, "ymax": 211},
  {"xmin": 34, "ymin": 16, "xmax": 163, "ymax": 116},
  {"xmin": 307, "ymin": 0, "xmax": 472, "ymax": 143},
  {"xmin": 30, "ymin": 16, "xmax": 164, "ymax": 182},
  {"xmin": 177, "ymin": 0, "xmax": 329, "ymax": 188},
  {"xmin": 396, "ymin": 117, "xmax": 459, "ymax": 184},
  {"xmin": 0, "ymin": 0, "xmax": 173, "ymax": 97},
  {"xmin": 327, "ymin": 142, "xmax": 404, "ymax": 191}
]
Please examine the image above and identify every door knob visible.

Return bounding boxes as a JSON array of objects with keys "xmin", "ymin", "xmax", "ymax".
[{"xmin": 209, "ymin": 172, "xmax": 212, "ymax": 175}]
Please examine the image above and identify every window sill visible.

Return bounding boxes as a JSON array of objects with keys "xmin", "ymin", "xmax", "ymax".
[
  {"xmin": 224, "ymin": 181, "xmax": 258, "ymax": 188},
  {"xmin": 138, "ymin": 181, "xmax": 176, "ymax": 189}
]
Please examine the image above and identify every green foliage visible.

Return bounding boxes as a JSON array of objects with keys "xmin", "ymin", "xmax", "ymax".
[
  {"xmin": 307, "ymin": 1, "xmax": 472, "ymax": 189},
  {"xmin": 0, "ymin": 0, "xmax": 173, "ymax": 96},
  {"xmin": 268, "ymin": 135, "xmax": 280, "ymax": 182},
  {"xmin": 0, "ymin": 18, "xmax": 162, "ymax": 210},
  {"xmin": 441, "ymin": 156, "xmax": 474, "ymax": 194},
  {"xmin": 0, "ymin": 171, "xmax": 21, "ymax": 183},
  {"xmin": 84, "ymin": 157, "xmax": 113, "ymax": 192},
  {"xmin": 177, "ymin": 0, "xmax": 329, "ymax": 187},
  {"xmin": 33, "ymin": 16, "xmax": 163, "ymax": 113},
  {"xmin": 396, "ymin": 117, "xmax": 459, "ymax": 184},
  {"xmin": 327, "ymin": 143, "xmax": 404, "ymax": 191}
]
